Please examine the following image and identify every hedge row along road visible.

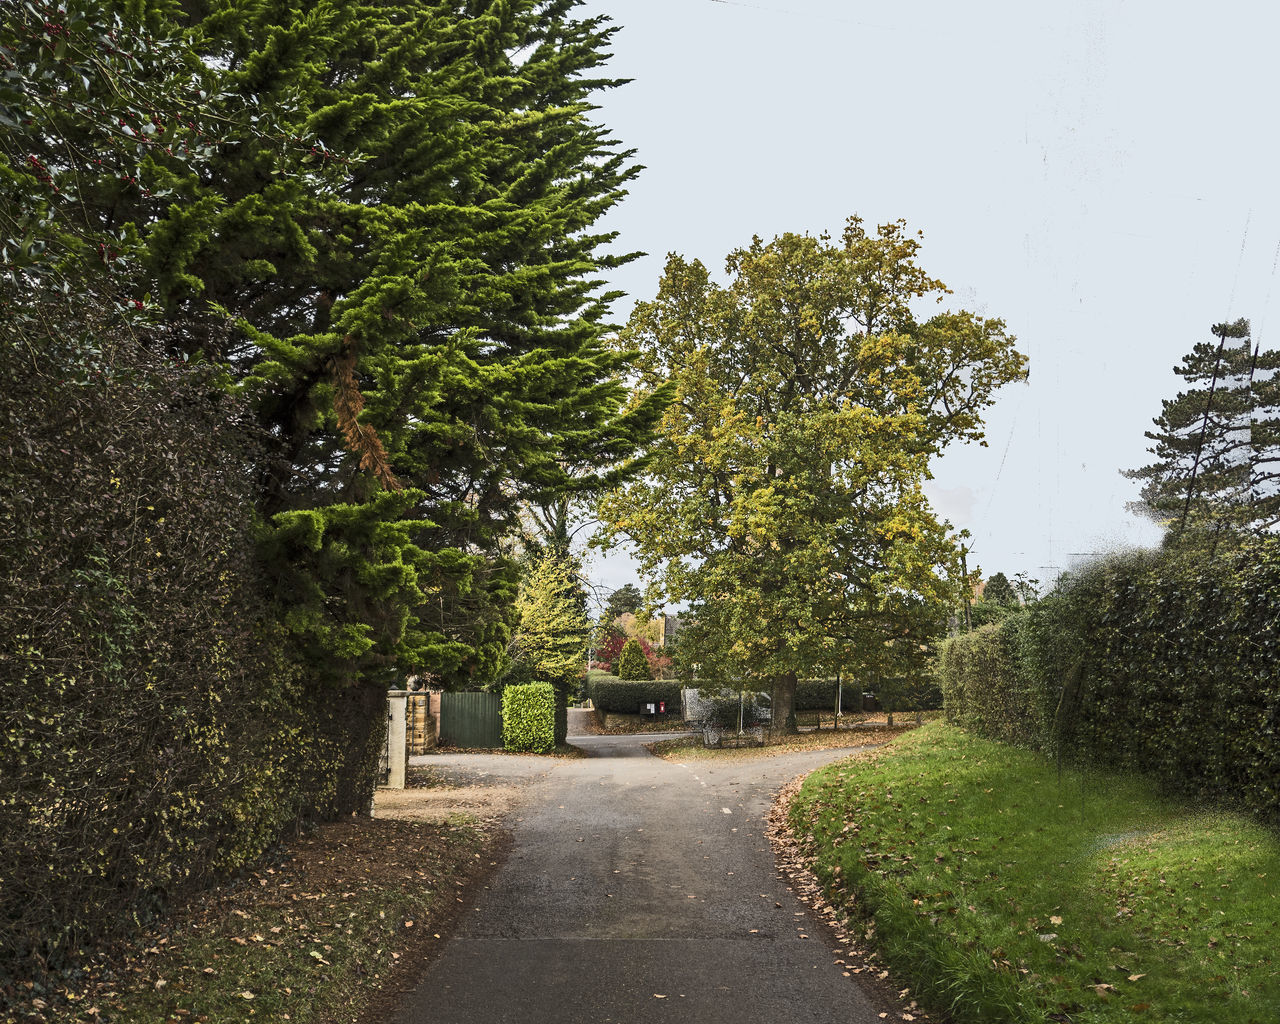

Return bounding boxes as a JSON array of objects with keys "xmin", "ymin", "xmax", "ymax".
[{"xmin": 388, "ymin": 733, "xmax": 901, "ymax": 1024}]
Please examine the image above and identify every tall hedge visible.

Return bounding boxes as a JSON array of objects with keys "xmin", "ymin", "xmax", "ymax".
[
  {"xmin": 937, "ymin": 541, "xmax": 1280, "ymax": 825},
  {"xmin": 502, "ymin": 683, "xmax": 557, "ymax": 753},
  {"xmin": 0, "ymin": 333, "xmax": 386, "ymax": 976}
]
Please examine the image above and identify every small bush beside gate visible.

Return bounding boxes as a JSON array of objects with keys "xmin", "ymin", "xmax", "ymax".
[{"xmin": 502, "ymin": 683, "xmax": 556, "ymax": 753}]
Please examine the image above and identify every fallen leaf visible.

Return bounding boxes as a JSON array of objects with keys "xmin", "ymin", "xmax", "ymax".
[
  {"xmin": 239, "ymin": 991, "xmax": 255, "ymax": 1000},
  {"xmin": 1128, "ymin": 974, "xmax": 1146, "ymax": 982}
]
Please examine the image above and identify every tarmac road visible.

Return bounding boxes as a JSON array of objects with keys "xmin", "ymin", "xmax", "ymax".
[{"xmin": 391, "ymin": 732, "xmax": 887, "ymax": 1024}]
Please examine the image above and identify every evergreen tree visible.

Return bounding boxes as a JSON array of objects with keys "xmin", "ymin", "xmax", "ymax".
[
  {"xmin": 74, "ymin": 0, "xmax": 667, "ymax": 690},
  {"xmin": 1126, "ymin": 319, "xmax": 1280, "ymax": 542},
  {"xmin": 602, "ymin": 583, "xmax": 644, "ymax": 623},
  {"xmin": 616, "ymin": 638, "xmax": 652, "ymax": 680},
  {"xmin": 983, "ymin": 572, "xmax": 1017, "ymax": 606},
  {"xmin": 505, "ymin": 552, "xmax": 591, "ymax": 691}
]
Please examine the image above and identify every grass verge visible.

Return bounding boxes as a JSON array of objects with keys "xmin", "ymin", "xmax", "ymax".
[
  {"xmin": 7, "ymin": 817, "xmax": 503, "ymax": 1024},
  {"xmin": 788, "ymin": 722, "xmax": 1280, "ymax": 1024},
  {"xmin": 647, "ymin": 721, "xmax": 918, "ymax": 761}
]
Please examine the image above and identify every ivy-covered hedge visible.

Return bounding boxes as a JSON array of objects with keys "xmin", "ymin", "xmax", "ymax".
[
  {"xmin": 588, "ymin": 674, "xmax": 684, "ymax": 713},
  {"xmin": 502, "ymin": 683, "xmax": 556, "ymax": 753},
  {"xmin": 937, "ymin": 542, "xmax": 1280, "ymax": 825}
]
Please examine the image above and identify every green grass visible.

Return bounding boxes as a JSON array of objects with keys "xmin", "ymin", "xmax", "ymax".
[{"xmin": 789, "ymin": 722, "xmax": 1280, "ymax": 1024}]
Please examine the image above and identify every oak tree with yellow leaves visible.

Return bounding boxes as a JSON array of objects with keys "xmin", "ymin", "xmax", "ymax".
[{"xmin": 600, "ymin": 218, "xmax": 1027, "ymax": 732}]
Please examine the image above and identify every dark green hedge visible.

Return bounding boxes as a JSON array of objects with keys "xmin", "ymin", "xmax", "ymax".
[
  {"xmin": 937, "ymin": 541, "xmax": 1280, "ymax": 825},
  {"xmin": 793, "ymin": 677, "xmax": 882, "ymax": 711},
  {"xmin": 0, "ymin": 334, "xmax": 386, "ymax": 978},
  {"xmin": 588, "ymin": 674, "xmax": 684, "ymax": 713}
]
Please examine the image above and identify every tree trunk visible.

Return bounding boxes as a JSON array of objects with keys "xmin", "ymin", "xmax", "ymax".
[{"xmin": 771, "ymin": 670, "xmax": 799, "ymax": 738}]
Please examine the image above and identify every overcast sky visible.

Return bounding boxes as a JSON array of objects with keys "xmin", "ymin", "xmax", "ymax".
[{"xmin": 576, "ymin": 0, "xmax": 1280, "ymax": 604}]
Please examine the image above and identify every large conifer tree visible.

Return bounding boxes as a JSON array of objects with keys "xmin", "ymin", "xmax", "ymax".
[{"xmin": 136, "ymin": 0, "xmax": 666, "ymax": 689}]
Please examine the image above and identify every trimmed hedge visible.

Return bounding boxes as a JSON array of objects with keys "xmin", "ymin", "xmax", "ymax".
[
  {"xmin": 936, "ymin": 616, "xmax": 1054, "ymax": 748},
  {"xmin": 793, "ymin": 677, "xmax": 873, "ymax": 711},
  {"xmin": 588, "ymin": 674, "xmax": 684, "ymax": 713},
  {"xmin": 0, "ymin": 333, "xmax": 387, "ymax": 978},
  {"xmin": 937, "ymin": 541, "xmax": 1280, "ymax": 825},
  {"xmin": 502, "ymin": 683, "xmax": 556, "ymax": 753},
  {"xmin": 586, "ymin": 673, "xmax": 938, "ymax": 716}
]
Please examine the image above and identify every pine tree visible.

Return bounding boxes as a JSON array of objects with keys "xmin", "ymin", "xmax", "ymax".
[{"xmin": 1126, "ymin": 319, "xmax": 1280, "ymax": 542}]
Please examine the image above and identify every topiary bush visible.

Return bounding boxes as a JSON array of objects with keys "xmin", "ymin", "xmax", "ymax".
[
  {"xmin": 502, "ymin": 682, "xmax": 556, "ymax": 753},
  {"xmin": 616, "ymin": 638, "xmax": 653, "ymax": 680}
]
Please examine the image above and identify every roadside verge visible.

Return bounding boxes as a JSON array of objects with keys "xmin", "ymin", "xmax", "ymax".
[{"xmin": 780, "ymin": 722, "xmax": 1280, "ymax": 1023}]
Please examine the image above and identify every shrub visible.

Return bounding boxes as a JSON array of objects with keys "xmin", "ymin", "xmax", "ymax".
[
  {"xmin": 588, "ymin": 675, "xmax": 684, "ymax": 713},
  {"xmin": 502, "ymin": 683, "xmax": 556, "ymax": 753},
  {"xmin": 936, "ymin": 542, "xmax": 1280, "ymax": 826},
  {"xmin": 0, "ymin": 331, "xmax": 386, "ymax": 977},
  {"xmin": 616, "ymin": 638, "xmax": 653, "ymax": 680},
  {"xmin": 936, "ymin": 618, "xmax": 1045, "ymax": 747}
]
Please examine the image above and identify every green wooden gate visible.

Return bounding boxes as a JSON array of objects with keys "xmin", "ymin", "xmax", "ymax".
[{"xmin": 439, "ymin": 691, "xmax": 503, "ymax": 748}]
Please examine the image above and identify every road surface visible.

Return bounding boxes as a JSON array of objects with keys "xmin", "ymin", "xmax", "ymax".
[{"xmin": 391, "ymin": 732, "xmax": 887, "ymax": 1024}]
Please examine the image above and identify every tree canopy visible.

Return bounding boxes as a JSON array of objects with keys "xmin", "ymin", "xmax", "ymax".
[
  {"xmin": 600, "ymin": 218, "xmax": 1027, "ymax": 729},
  {"xmin": 3, "ymin": 2, "xmax": 669, "ymax": 975},
  {"xmin": 7, "ymin": 0, "xmax": 667, "ymax": 692},
  {"xmin": 983, "ymin": 572, "xmax": 1017, "ymax": 607},
  {"xmin": 602, "ymin": 583, "xmax": 644, "ymax": 622}
]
